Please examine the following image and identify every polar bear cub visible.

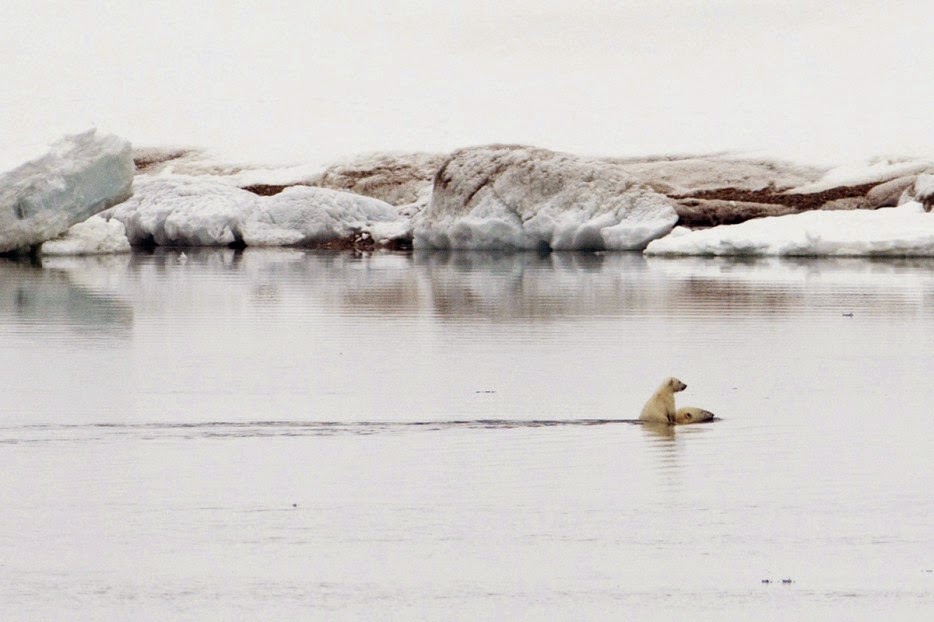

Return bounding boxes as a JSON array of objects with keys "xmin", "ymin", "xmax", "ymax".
[{"xmin": 639, "ymin": 377, "xmax": 687, "ymax": 424}]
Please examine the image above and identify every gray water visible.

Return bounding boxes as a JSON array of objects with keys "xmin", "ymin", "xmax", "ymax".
[{"xmin": 1, "ymin": 250, "xmax": 931, "ymax": 620}]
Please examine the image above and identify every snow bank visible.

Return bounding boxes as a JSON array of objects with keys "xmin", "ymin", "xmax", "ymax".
[
  {"xmin": 0, "ymin": 130, "xmax": 134, "ymax": 253},
  {"xmin": 132, "ymin": 146, "xmax": 309, "ymax": 178},
  {"xmin": 40, "ymin": 215, "xmax": 131, "ymax": 255},
  {"xmin": 415, "ymin": 145, "xmax": 678, "ymax": 251},
  {"xmin": 788, "ymin": 158, "xmax": 933, "ymax": 194},
  {"xmin": 242, "ymin": 185, "xmax": 406, "ymax": 246},
  {"xmin": 644, "ymin": 203, "xmax": 934, "ymax": 256},
  {"xmin": 108, "ymin": 175, "xmax": 407, "ymax": 248},
  {"xmin": 131, "ymin": 148, "xmax": 438, "ymax": 217},
  {"xmin": 110, "ymin": 176, "xmax": 255, "ymax": 246}
]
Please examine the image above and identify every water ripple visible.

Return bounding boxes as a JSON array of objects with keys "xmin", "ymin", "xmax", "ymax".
[{"xmin": 0, "ymin": 418, "xmax": 721, "ymax": 443}]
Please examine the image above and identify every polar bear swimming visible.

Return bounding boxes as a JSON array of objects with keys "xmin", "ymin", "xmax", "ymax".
[
  {"xmin": 674, "ymin": 406, "xmax": 716, "ymax": 424},
  {"xmin": 639, "ymin": 377, "xmax": 716, "ymax": 425}
]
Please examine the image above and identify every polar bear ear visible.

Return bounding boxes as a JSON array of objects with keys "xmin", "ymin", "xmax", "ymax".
[{"xmin": 683, "ymin": 412, "xmax": 693, "ymax": 420}]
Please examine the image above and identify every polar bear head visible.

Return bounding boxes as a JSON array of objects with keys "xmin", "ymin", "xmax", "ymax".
[
  {"xmin": 667, "ymin": 377, "xmax": 687, "ymax": 392},
  {"xmin": 675, "ymin": 407, "xmax": 715, "ymax": 424}
]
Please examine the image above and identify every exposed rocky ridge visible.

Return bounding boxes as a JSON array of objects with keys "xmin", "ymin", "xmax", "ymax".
[
  {"xmin": 670, "ymin": 182, "xmax": 879, "ymax": 227},
  {"xmin": 672, "ymin": 200, "xmax": 799, "ymax": 227}
]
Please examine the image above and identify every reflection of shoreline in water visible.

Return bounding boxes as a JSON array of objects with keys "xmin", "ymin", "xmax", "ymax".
[
  {"xmin": 0, "ymin": 258, "xmax": 134, "ymax": 337},
  {"xmin": 644, "ymin": 255, "xmax": 934, "ymax": 318},
  {"xmin": 329, "ymin": 250, "xmax": 933, "ymax": 321},
  {"xmin": 6, "ymin": 250, "xmax": 931, "ymax": 331}
]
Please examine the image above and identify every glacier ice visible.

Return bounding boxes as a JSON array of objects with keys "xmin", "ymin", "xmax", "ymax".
[
  {"xmin": 0, "ymin": 129, "xmax": 134, "ymax": 253},
  {"xmin": 415, "ymin": 145, "xmax": 678, "ymax": 251}
]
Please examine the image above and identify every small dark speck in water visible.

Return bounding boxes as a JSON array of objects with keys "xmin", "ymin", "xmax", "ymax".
[
  {"xmin": 782, "ymin": 578, "xmax": 794, "ymax": 584},
  {"xmin": 292, "ymin": 503, "xmax": 298, "ymax": 508},
  {"xmin": 475, "ymin": 390, "xmax": 496, "ymax": 394},
  {"xmin": 842, "ymin": 312, "xmax": 854, "ymax": 317},
  {"xmin": 761, "ymin": 579, "xmax": 771, "ymax": 584}
]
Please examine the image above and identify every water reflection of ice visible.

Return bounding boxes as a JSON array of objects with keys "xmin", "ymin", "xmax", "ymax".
[
  {"xmin": 32, "ymin": 249, "xmax": 932, "ymax": 323},
  {"xmin": 315, "ymin": 250, "xmax": 933, "ymax": 320},
  {"xmin": 0, "ymin": 257, "xmax": 133, "ymax": 337},
  {"xmin": 6, "ymin": 249, "xmax": 930, "ymax": 343}
]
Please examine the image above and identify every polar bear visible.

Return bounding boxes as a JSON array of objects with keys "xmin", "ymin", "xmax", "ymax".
[
  {"xmin": 639, "ymin": 377, "xmax": 687, "ymax": 424},
  {"xmin": 674, "ymin": 406, "xmax": 716, "ymax": 424}
]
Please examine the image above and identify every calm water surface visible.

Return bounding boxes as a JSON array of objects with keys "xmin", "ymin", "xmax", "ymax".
[{"xmin": 1, "ymin": 250, "xmax": 931, "ymax": 620}]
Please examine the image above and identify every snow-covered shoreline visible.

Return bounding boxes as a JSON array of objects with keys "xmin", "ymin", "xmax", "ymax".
[
  {"xmin": 3, "ymin": 133, "xmax": 933, "ymax": 257},
  {"xmin": 123, "ymin": 145, "xmax": 934, "ymax": 257},
  {"xmin": 645, "ymin": 203, "xmax": 934, "ymax": 257}
]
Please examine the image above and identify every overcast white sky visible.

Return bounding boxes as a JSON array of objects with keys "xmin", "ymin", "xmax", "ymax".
[{"xmin": 2, "ymin": 0, "xmax": 932, "ymax": 169}]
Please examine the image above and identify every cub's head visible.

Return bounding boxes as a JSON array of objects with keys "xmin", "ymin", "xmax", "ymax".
[{"xmin": 667, "ymin": 377, "xmax": 687, "ymax": 392}]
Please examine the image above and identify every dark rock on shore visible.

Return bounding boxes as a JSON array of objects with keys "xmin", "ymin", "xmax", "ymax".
[
  {"xmin": 132, "ymin": 147, "xmax": 198, "ymax": 173},
  {"xmin": 669, "ymin": 182, "xmax": 880, "ymax": 227},
  {"xmin": 673, "ymin": 199, "xmax": 799, "ymax": 227}
]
